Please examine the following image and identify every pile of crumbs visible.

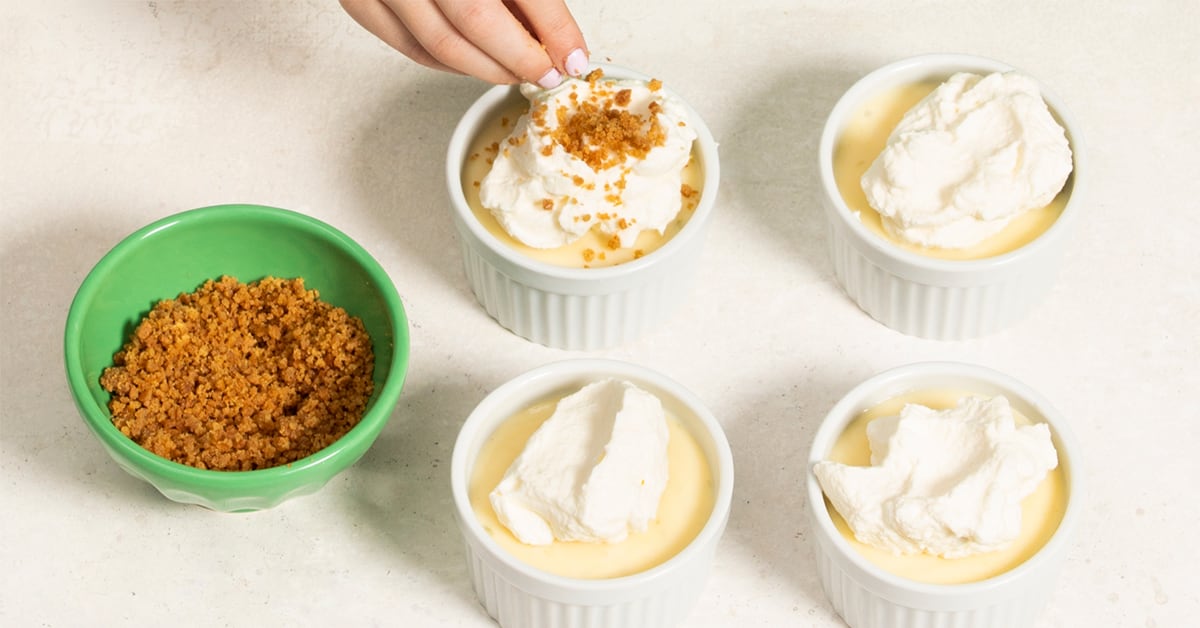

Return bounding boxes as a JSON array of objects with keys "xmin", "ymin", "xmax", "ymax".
[
  {"xmin": 544, "ymin": 69, "xmax": 668, "ymax": 172},
  {"xmin": 100, "ymin": 276, "xmax": 375, "ymax": 471}
]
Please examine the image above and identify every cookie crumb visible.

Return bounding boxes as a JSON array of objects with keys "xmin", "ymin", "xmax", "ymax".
[{"xmin": 99, "ymin": 276, "xmax": 375, "ymax": 471}]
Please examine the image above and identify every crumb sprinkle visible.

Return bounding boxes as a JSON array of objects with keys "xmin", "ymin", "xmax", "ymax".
[{"xmin": 543, "ymin": 69, "xmax": 669, "ymax": 174}]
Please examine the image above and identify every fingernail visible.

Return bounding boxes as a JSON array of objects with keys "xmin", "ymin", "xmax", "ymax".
[
  {"xmin": 536, "ymin": 67, "xmax": 563, "ymax": 89},
  {"xmin": 565, "ymin": 48, "xmax": 588, "ymax": 77}
]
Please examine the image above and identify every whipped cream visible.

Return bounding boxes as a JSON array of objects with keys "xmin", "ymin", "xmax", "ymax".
[
  {"xmin": 861, "ymin": 72, "xmax": 1073, "ymax": 249},
  {"xmin": 489, "ymin": 379, "xmax": 670, "ymax": 546},
  {"xmin": 479, "ymin": 71, "xmax": 697, "ymax": 249},
  {"xmin": 814, "ymin": 395, "xmax": 1058, "ymax": 558}
]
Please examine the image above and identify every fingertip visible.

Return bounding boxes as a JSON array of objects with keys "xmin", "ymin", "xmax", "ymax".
[
  {"xmin": 536, "ymin": 67, "xmax": 564, "ymax": 89},
  {"xmin": 564, "ymin": 47, "xmax": 588, "ymax": 77},
  {"xmin": 512, "ymin": 0, "xmax": 588, "ymax": 77}
]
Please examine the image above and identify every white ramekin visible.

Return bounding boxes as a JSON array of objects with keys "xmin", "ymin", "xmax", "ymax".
[
  {"xmin": 805, "ymin": 362, "xmax": 1084, "ymax": 628},
  {"xmin": 445, "ymin": 64, "xmax": 720, "ymax": 350},
  {"xmin": 450, "ymin": 359, "xmax": 734, "ymax": 628},
  {"xmin": 818, "ymin": 54, "xmax": 1085, "ymax": 339}
]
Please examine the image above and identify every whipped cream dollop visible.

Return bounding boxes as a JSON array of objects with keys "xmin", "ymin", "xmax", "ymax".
[
  {"xmin": 479, "ymin": 71, "xmax": 697, "ymax": 249},
  {"xmin": 489, "ymin": 379, "xmax": 671, "ymax": 546},
  {"xmin": 861, "ymin": 71, "xmax": 1073, "ymax": 249},
  {"xmin": 814, "ymin": 395, "xmax": 1058, "ymax": 558}
]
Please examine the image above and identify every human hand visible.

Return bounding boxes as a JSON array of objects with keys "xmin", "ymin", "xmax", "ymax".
[{"xmin": 340, "ymin": 0, "xmax": 589, "ymax": 88}]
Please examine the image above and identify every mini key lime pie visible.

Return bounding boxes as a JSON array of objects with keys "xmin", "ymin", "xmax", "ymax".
[
  {"xmin": 818, "ymin": 54, "xmax": 1085, "ymax": 339},
  {"xmin": 806, "ymin": 362, "xmax": 1083, "ymax": 628},
  {"xmin": 446, "ymin": 64, "xmax": 720, "ymax": 349},
  {"xmin": 461, "ymin": 69, "xmax": 705, "ymax": 269},
  {"xmin": 834, "ymin": 72, "xmax": 1073, "ymax": 260},
  {"xmin": 451, "ymin": 359, "xmax": 734, "ymax": 628},
  {"xmin": 814, "ymin": 390, "xmax": 1065, "ymax": 585},
  {"xmin": 469, "ymin": 378, "xmax": 715, "ymax": 579}
]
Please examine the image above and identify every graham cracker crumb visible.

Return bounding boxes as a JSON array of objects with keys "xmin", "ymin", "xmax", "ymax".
[
  {"xmin": 99, "ymin": 276, "xmax": 375, "ymax": 472},
  {"xmin": 547, "ymin": 71, "xmax": 668, "ymax": 173}
]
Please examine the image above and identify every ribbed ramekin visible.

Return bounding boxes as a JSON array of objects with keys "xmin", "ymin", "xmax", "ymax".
[
  {"xmin": 446, "ymin": 64, "xmax": 720, "ymax": 350},
  {"xmin": 450, "ymin": 359, "xmax": 734, "ymax": 628},
  {"xmin": 818, "ymin": 54, "xmax": 1085, "ymax": 339},
  {"xmin": 805, "ymin": 362, "xmax": 1084, "ymax": 628}
]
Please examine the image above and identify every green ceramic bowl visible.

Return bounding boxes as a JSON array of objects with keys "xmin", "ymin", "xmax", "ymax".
[{"xmin": 64, "ymin": 204, "xmax": 410, "ymax": 512}]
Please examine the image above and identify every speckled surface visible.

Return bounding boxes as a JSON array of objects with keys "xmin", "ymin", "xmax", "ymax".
[{"xmin": 2, "ymin": 1, "xmax": 1196, "ymax": 626}]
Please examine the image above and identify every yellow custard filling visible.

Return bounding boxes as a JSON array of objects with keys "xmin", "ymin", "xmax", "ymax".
[
  {"xmin": 461, "ymin": 99, "xmax": 704, "ymax": 269},
  {"xmin": 824, "ymin": 389, "xmax": 1067, "ymax": 585},
  {"xmin": 468, "ymin": 397, "xmax": 715, "ymax": 579},
  {"xmin": 833, "ymin": 82, "xmax": 1073, "ymax": 260}
]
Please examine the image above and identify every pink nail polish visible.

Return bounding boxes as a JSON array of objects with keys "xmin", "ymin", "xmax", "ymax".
[
  {"xmin": 565, "ymin": 48, "xmax": 588, "ymax": 77},
  {"xmin": 537, "ymin": 68, "xmax": 563, "ymax": 89}
]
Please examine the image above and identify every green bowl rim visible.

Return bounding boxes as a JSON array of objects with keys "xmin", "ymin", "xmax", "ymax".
[{"xmin": 63, "ymin": 203, "xmax": 411, "ymax": 486}]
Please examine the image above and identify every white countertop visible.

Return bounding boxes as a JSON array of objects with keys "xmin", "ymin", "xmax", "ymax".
[{"xmin": 2, "ymin": 1, "xmax": 1197, "ymax": 626}]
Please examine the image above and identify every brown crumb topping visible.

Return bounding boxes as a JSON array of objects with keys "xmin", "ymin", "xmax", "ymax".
[
  {"xmin": 546, "ymin": 69, "xmax": 668, "ymax": 173},
  {"xmin": 532, "ymin": 104, "xmax": 549, "ymax": 126},
  {"xmin": 99, "ymin": 276, "xmax": 375, "ymax": 471}
]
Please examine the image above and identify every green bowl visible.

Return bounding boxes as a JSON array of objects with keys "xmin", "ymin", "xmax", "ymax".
[{"xmin": 64, "ymin": 204, "xmax": 410, "ymax": 512}]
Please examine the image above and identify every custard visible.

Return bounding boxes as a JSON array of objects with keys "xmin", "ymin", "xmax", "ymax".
[
  {"xmin": 833, "ymin": 82, "xmax": 1073, "ymax": 260},
  {"xmin": 461, "ymin": 99, "xmax": 704, "ymax": 269},
  {"xmin": 824, "ymin": 389, "xmax": 1067, "ymax": 584},
  {"xmin": 468, "ymin": 395, "xmax": 715, "ymax": 579}
]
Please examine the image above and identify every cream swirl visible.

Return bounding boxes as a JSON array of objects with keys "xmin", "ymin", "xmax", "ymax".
[{"xmin": 861, "ymin": 72, "xmax": 1073, "ymax": 249}]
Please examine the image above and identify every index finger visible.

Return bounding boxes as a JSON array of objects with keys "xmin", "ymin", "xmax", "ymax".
[
  {"xmin": 435, "ymin": 0, "xmax": 581, "ymax": 87},
  {"xmin": 508, "ymin": 0, "xmax": 588, "ymax": 77}
]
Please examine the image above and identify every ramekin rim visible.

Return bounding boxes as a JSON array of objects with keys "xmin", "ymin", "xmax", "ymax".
[
  {"xmin": 444, "ymin": 62, "xmax": 721, "ymax": 283},
  {"xmin": 804, "ymin": 360, "xmax": 1085, "ymax": 597},
  {"xmin": 449, "ymin": 357, "xmax": 735, "ymax": 592},
  {"xmin": 817, "ymin": 52, "xmax": 1086, "ymax": 278}
]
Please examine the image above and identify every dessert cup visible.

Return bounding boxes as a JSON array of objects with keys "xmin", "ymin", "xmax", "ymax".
[
  {"xmin": 806, "ymin": 362, "xmax": 1084, "ymax": 628},
  {"xmin": 818, "ymin": 54, "xmax": 1085, "ymax": 339},
  {"xmin": 446, "ymin": 63, "xmax": 720, "ymax": 350},
  {"xmin": 450, "ymin": 359, "xmax": 734, "ymax": 628}
]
